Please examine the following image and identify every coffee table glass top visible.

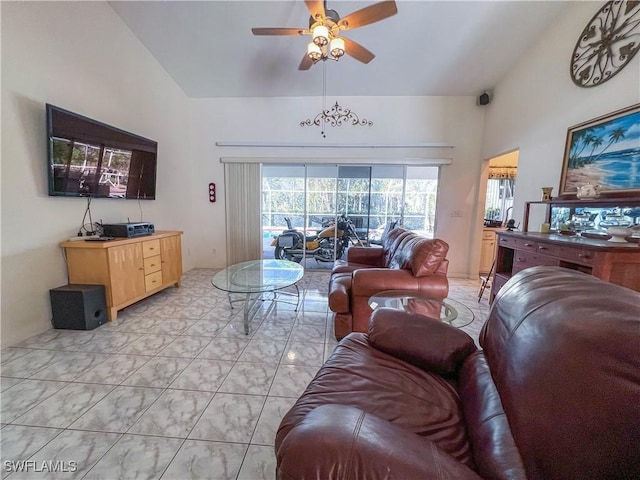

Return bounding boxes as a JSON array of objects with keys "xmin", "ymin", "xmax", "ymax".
[
  {"xmin": 211, "ymin": 259, "xmax": 304, "ymax": 293},
  {"xmin": 369, "ymin": 290, "xmax": 475, "ymax": 328}
]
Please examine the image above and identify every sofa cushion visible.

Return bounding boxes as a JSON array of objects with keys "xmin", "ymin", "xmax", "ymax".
[
  {"xmin": 458, "ymin": 351, "xmax": 527, "ymax": 480},
  {"xmin": 277, "ymin": 404, "xmax": 482, "ymax": 480},
  {"xmin": 328, "ymin": 272, "xmax": 352, "ymax": 313},
  {"xmin": 382, "ymin": 228, "xmax": 412, "ymax": 266},
  {"xmin": 481, "ymin": 266, "xmax": 640, "ymax": 480},
  {"xmin": 276, "ymin": 333, "xmax": 475, "ymax": 466},
  {"xmin": 369, "ymin": 308, "xmax": 477, "ymax": 377},
  {"xmin": 388, "ymin": 234, "xmax": 423, "ymax": 270},
  {"xmin": 411, "ymin": 238, "xmax": 450, "ymax": 277}
]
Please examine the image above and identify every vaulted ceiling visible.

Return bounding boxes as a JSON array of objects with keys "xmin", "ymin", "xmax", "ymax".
[{"xmin": 109, "ymin": 1, "xmax": 570, "ymax": 98}]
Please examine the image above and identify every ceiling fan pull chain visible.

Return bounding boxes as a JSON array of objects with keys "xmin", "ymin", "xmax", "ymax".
[{"xmin": 321, "ymin": 62, "xmax": 327, "ymax": 138}]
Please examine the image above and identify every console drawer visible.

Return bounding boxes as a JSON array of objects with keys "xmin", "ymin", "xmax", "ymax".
[
  {"xmin": 512, "ymin": 250, "xmax": 559, "ymax": 273},
  {"xmin": 143, "ymin": 255, "xmax": 162, "ymax": 274},
  {"xmin": 142, "ymin": 239, "xmax": 161, "ymax": 258},
  {"xmin": 557, "ymin": 246, "xmax": 595, "ymax": 266},
  {"xmin": 145, "ymin": 270, "xmax": 163, "ymax": 291},
  {"xmin": 536, "ymin": 243, "xmax": 560, "ymax": 256}
]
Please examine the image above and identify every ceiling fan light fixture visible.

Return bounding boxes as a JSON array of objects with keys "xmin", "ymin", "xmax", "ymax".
[
  {"xmin": 307, "ymin": 42, "xmax": 322, "ymax": 62},
  {"xmin": 312, "ymin": 25, "xmax": 329, "ymax": 46},
  {"xmin": 330, "ymin": 37, "xmax": 345, "ymax": 58}
]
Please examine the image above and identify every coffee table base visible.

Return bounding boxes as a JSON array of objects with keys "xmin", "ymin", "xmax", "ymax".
[{"xmin": 228, "ymin": 285, "xmax": 301, "ymax": 334}]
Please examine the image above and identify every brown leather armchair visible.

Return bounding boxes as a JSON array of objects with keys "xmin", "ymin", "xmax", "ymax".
[
  {"xmin": 276, "ymin": 267, "xmax": 640, "ymax": 479},
  {"xmin": 329, "ymin": 227, "xmax": 449, "ymax": 339}
]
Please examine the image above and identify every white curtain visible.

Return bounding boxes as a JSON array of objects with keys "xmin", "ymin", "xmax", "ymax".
[{"xmin": 224, "ymin": 163, "xmax": 262, "ymax": 264}]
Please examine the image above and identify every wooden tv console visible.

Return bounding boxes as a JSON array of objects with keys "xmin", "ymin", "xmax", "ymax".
[
  {"xmin": 60, "ymin": 231, "xmax": 183, "ymax": 321},
  {"xmin": 491, "ymin": 231, "xmax": 640, "ymax": 302}
]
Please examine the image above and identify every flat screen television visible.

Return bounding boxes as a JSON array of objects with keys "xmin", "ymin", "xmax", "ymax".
[{"xmin": 47, "ymin": 104, "xmax": 157, "ymax": 199}]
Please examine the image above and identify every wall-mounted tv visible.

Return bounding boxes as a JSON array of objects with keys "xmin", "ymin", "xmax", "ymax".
[{"xmin": 47, "ymin": 104, "xmax": 157, "ymax": 199}]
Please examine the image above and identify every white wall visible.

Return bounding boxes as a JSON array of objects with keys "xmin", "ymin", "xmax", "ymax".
[
  {"xmin": 1, "ymin": 2, "xmax": 192, "ymax": 347},
  {"xmin": 188, "ymin": 95, "xmax": 487, "ymax": 276},
  {"xmin": 482, "ymin": 1, "xmax": 640, "ymax": 228}
]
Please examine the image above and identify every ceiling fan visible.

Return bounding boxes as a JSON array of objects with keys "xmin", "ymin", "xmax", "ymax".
[{"xmin": 251, "ymin": 0, "xmax": 398, "ymax": 70}]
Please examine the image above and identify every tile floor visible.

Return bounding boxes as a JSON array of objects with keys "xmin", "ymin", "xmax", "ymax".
[{"xmin": 0, "ymin": 269, "xmax": 491, "ymax": 480}]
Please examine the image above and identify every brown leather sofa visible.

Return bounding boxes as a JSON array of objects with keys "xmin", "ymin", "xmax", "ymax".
[
  {"xmin": 329, "ymin": 227, "xmax": 449, "ymax": 339},
  {"xmin": 276, "ymin": 266, "xmax": 640, "ymax": 479}
]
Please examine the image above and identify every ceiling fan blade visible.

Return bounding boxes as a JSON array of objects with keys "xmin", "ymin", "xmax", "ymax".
[
  {"xmin": 298, "ymin": 53, "xmax": 314, "ymax": 70},
  {"xmin": 252, "ymin": 27, "xmax": 305, "ymax": 36},
  {"xmin": 338, "ymin": 0, "xmax": 398, "ymax": 30},
  {"xmin": 342, "ymin": 37, "xmax": 375, "ymax": 64},
  {"xmin": 305, "ymin": 0, "xmax": 326, "ymax": 21}
]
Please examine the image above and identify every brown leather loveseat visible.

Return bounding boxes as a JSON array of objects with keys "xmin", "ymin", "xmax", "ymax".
[
  {"xmin": 329, "ymin": 227, "xmax": 449, "ymax": 339},
  {"xmin": 276, "ymin": 267, "xmax": 640, "ymax": 479}
]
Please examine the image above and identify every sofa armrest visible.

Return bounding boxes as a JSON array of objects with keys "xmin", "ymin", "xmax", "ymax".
[
  {"xmin": 352, "ymin": 268, "xmax": 449, "ymax": 298},
  {"xmin": 347, "ymin": 246, "xmax": 384, "ymax": 266},
  {"xmin": 276, "ymin": 404, "xmax": 482, "ymax": 480},
  {"xmin": 369, "ymin": 308, "xmax": 477, "ymax": 376}
]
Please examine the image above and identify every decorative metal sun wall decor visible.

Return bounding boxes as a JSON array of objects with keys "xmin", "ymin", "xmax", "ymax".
[
  {"xmin": 300, "ymin": 101, "xmax": 373, "ymax": 137},
  {"xmin": 570, "ymin": 0, "xmax": 640, "ymax": 88}
]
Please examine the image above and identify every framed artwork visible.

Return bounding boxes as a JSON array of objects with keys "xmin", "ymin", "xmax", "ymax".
[{"xmin": 559, "ymin": 103, "xmax": 640, "ymax": 198}]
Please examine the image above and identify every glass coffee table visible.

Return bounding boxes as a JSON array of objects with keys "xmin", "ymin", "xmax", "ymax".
[
  {"xmin": 368, "ymin": 290, "xmax": 475, "ymax": 328},
  {"xmin": 211, "ymin": 259, "xmax": 304, "ymax": 334}
]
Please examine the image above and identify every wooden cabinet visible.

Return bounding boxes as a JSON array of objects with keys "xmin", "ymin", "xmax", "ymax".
[
  {"xmin": 491, "ymin": 231, "xmax": 640, "ymax": 302},
  {"xmin": 60, "ymin": 231, "xmax": 183, "ymax": 321},
  {"xmin": 480, "ymin": 229, "xmax": 500, "ymax": 274}
]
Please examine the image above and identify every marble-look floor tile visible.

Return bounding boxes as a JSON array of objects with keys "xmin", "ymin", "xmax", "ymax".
[
  {"xmin": 281, "ymin": 342, "xmax": 324, "ymax": 367},
  {"xmin": 83, "ymin": 435, "xmax": 183, "ymax": 480},
  {"xmin": 324, "ymin": 343, "xmax": 338, "ymax": 363},
  {"xmin": 217, "ymin": 320, "xmax": 260, "ymax": 339},
  {"xmin": 14, "ymin": 429, "xmax": 120, "ymax": 479},
  {"xmin": 121, "ymin": 356, "xmax": 191, "ymax": 388},
  {"xmin": 237, "ymin": 340, "xmax": 286, "ymax": 364},
  {"xmin": 13, "ymin": 383, "xmax": 114, "ymax": 428},
  {"xmin": 197, "ymin": 337, "xmax": 249, "ymax": 361},
  {"xmin": 294, "ymin": 310, "xmax": 328, "ymax": 325},
  {"xmin": 237, "ymin": 444, "xmax": 277, "ymax": 480},
  {"xmin": 200, "ymin": 308, "xmax": 240, "ymax": 323},
  {"xmin": 117, "ymin": 334, "xmax": 176, "ymax": 355},
  {"xmin": 251, "ymin": 396, "xmax": 296, "ymax": 446},
  {"xmin": 288, "ymin": 323, "xmax": 326, "ymax": 343},
  {"xmin": 251, "ymin": 323, "xmax": 293, "ymax": 342},
  {"xmin": 12, "ymin": 330, "xmax": 65, "ymax": 349},
  {"xmin": 1, "ymin": 380, "xmax": 68, "ymax": 423},
  {"xmin": 120, "ymin": 317, "xmax": 195, "ymax": 335},
  {"xmin": 69, "ymin": 386, "xmax": 163, "ymax": 433},
  {"xmin": 128, "ymin": 389, "xmax": 212, "ymax": 438},
  {"xmin": 157, "ymin": 335, "xmax": 211, "ymax": 358},
  {"xmin": 189, "ymin": 393, "xmax": 265, "ymax": 443},
  {"xmin": 29, "ymin": 353, "xmax": 109, "ymax": 382},
  {"xmin": 169, "ymin": 359, "xmax": 234, "ymax": 392},
  {"xmin": 218, "ymin": 362, "xmax": 277, "ymax": 395},
  {"xmin": 0, "ymin": 377, "xmax": 23, "ymax": 392},
  {"xmin": 79, "ymin": 332, "xmax": 142, "ymax": 353},
  {"xmin": 73, "ymin": 354, "xmax": 151, "ymax": 385},
  {"xmin": 0, "ymin": 425, "xmax": 62, "ymax": 479},
  {"xmin": 269, "ymin": 365, "xmax": 319, "ymax": 398},
  {"xmin": 1, "ymin": 348, "xmax": 33, "ymax": 365},
  {"xmin": 184, "ymin": 319, "xmax": 230, "ymax": 337},
  {"xmin": 0, "ymin": 350, "xmax": 65, "ymax": 378},
  {"xmin": 161, "ymin": 440, "xmax": 247, "ymax": 480}
]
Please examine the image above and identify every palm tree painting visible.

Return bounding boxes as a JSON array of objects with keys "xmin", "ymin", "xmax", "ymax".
[{"xmin": 560, "ymin": 104, "xmax": 640, "ymax": 196}]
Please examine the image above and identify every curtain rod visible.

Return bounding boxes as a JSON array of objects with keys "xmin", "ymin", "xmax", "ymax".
[
  {"xmin": 220, "ymin": 157, "xmax": 453, "ymax": 165},
  {"xmin": 216, "ymin": 141, "xmax": 454, "ymax": 148}
]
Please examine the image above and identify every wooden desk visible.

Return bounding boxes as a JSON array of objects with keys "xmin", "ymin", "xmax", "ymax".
[
  {"xmin": 491, "ymin": 231, "xmax": 640, "ymax": 302},
  {"xmin": 60, "ymin": 231, "xmax": 183, "ymax": 321}
]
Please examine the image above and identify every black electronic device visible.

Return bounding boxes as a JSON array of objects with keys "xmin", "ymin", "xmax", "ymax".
[
  {"xmin": 50, "ymin": 284, "xmax": 107, "ymax": 330},
  {"xmin": 102, "ymin": 222, "xmax": 155, "ymax": 238},
  {"xmin": 46, "ymin": 104, "xmax": 157, "ymax": 199}
]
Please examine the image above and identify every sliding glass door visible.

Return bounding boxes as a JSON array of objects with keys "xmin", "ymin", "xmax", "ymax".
[{"xmin": 262, "ymin": 164, "xmax": 440, "ymax": 269}]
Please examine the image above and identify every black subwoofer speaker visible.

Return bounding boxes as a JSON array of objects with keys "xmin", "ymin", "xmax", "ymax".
[{"xmin": 50, "ymin": 284, "xmax": 107, "ymax": 330}]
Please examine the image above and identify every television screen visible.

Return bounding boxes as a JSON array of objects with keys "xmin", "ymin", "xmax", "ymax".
[{"xmin": 47, "ymin": 104, "xmax": 157, "ymax": 199}]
